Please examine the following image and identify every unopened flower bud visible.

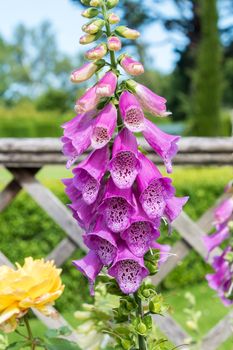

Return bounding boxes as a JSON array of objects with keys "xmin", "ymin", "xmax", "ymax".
[
  {"xmin": 107, "ymin": 36, "xmax": 122, "ymax": 51},
  {"xmin": 108, "ymin": 13, "xmax": 120, "ymax": 24},
  {"xmin": 70, "ymin": 60, "xmax": 104, "ymax": 83},
  {"xmin": 81, "ymin": 0, "xmax": 91, "ymax": 6},
  {"xmin": 121, "ymin": 339, "xmax": 131, "ymax": 350},
  {"xmin": 107, "ymin": 0, "xmax": 119, "ymax": 9},
  {"xmin": 90, "ymin": 0, "xmax": 102, "ymax": 6},
  {"xmin": 119, "ymin": 54, "xmax": 144, "ymax": 76},
  {"xmin": 85, "ymin": 43, "xmax": 107, "ymax": 60},
  {"xmin": 81, "ymin": 7, "xmax": 99, "ymax": 18},
  {"xmin": 82, "ymin": 19, "xmax": 105, "ymax": 34},
  {"xmin": 149, "ymin": 298, "xmax": 162, "ymax": 314},
  {"xmin": 136, "ymin": 321, "xmax": 147, "ymax": 336},
  {"xmin": 80, "ymin": 31, "xmax": 103, "ymax": 45},
  {"xmin": 115, "ymin": 26, "xmax": 140, "ymax": 40}
]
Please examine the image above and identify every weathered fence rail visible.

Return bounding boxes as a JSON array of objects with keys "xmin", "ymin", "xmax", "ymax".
[{"xmin": 0, "ymin": 137, "xmax": 233, "ymax": 349}]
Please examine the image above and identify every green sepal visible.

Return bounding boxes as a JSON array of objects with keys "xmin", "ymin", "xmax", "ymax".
[
  {"xmin": 138, "ymin": 282, "xmax": 157, "ymax": 300},
  {"xmin": 144, "ymin": 249, "xmax": 159, "ymax": 276}
]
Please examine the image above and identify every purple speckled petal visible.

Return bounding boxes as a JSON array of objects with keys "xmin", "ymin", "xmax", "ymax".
[
  {"xmin": 203, "ymin": 226, "xmax": 230, "ymax": 254},
  {"xmin": 98, "ymin": 178, "xmax": 136, "ymax": 232},
  {"xmin": 73, "ymin": 250, "xmax": 103, "ymax": 296},
  {"xmin": 73, "ymin": 146, "xmax": 109, "ymax": 204},
  {"xmin": 119, "ymin": 91, "xmax": 145, "ymax": 132},
  {"xmin": 108, "ymin": 242, "xmax": 149, "ymax": 294},
  {"xmin": 109, "ymin": 128, "xmax": 141, "ymax": 189},
  {"xmin": 91, "ymin": 103, "xmax": 117, "ymax": 149},
  {"xmin": 137, "ymin": 153, "xmax": 175, "ymax": 220},
  {"xmin": 83, "ymin": 218, "xmax": 118, "ymax": 265},
  {"xmin": 143, "ymin": 119, "xmax": 180, "ymax": 173},
  {"xmin": 165, "ymin": 196, "xmax": 189, "ymax": 223}
]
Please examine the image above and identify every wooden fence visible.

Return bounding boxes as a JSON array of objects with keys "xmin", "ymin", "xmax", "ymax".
[{"xmin": 0, "ymin": 137, "xmax": 233, "ymax": 349}]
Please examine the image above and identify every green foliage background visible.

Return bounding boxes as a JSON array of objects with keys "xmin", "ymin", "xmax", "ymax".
[{"xmin": 0, "ymin": 166, "xmax": 232, "ymax": 312}]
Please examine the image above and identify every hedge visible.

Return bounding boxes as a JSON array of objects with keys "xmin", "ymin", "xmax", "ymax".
[{"xmin": 0, "ymin": 166, "xmax": 232, "ymax": 312}]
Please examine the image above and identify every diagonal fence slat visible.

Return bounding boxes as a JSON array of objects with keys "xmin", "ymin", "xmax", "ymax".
[{"xmin": 1, "ymin": 138, "xmax": 233, "ymax": 349}]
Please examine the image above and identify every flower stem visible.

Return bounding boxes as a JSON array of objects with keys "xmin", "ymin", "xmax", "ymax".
[
  {"xmin": 102, "ymin": 0, "xmax": 117, "ymax": 69},
  {"xmin": 134, "ymin": 293, "xmax": 148, "ymax": 350},
  {"xmin": 24, "ymin": 315, "xmax": 36, "ymax": 350}
]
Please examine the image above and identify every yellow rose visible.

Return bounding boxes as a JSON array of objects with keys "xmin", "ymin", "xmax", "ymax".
[{"xmin": 0, "ymin": 257, "xmax": 64, "ymax": 333}]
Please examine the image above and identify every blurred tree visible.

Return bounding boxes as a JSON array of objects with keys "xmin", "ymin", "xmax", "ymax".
[{"xmin": 191, "ymin": 0, "xmax": 222, "ymax": 136}]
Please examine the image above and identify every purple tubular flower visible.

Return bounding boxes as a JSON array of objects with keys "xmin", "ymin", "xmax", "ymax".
[
  {"xmin": 108, "ymin": 242, "xmax": 149, "ymax": 294},
  {"xmin": 83, "ymin": 218, "xmax": 118, "ymax": 265},
  {"xmin": 75, "ymin": 86, "xmax": 99, "ymax": 114},
  {"xmin": 98, "ymin": 177, "xmax": 136, "ymax": 232},
  {"xmin": 73, "ymin": 250, "xmax": 103, "ymax": 296},
  {"xmin": 203, "ymin": 226, "xmax": 230, "ymax": 254},
  {"xmin": 91, "ymin": 103, "xmax": 117, "ymax": 149},
  {"xmin": 69, "ymin": 196, "xmax": 97, "ymax": 230},
  {"xmin": 214, "ymin": 198, "xmax": 233, "ymax": 229},
  {"xmin": 62, "ymin": 178, "xmax": 81, "ymax": 202},
  {"xmin": 143, "ymin": 119, "xmax": 180, "ymax": 173},
  {"xmin": 165, "ymin": 196, "xmax": 189, "ymax": 223},
  {"xmin": 206, "ymin": 248, "xmax": 233, "ymax": 306},
  {"xmin": 136, "ymin": 152, "xmax": 175, "ymax": 220},
  {"xmin": 120, "ymin": 55, "xmax": 144, "ymax": 76},
  {"xmin": 95, "ymin": 71, "xmax": 118, "ymax": 98},
  {"xmin": 109, "ymin": 128, "xmax": 141, "ymax": 189},
  {"xmin": 73, "ymin": 146, "xmax": 109, "ymax": 205},
  {"xmin": 127, "ymin": 80, "xmax": 171, "ymax": 117},
  {"xmin": 119, "ymin": 91, "xmax": 145, "ymax": 132},
  {"xmin": 61, "ymin": 112, "xmax": 94, "ymax": 168}
]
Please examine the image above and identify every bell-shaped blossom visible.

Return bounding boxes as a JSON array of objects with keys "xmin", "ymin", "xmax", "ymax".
[
  {"xmin": 143, "ymin": 119, "xmax": 180, "ymax": 173},
  {"xmin": 83, "ymin": 218, "xmax": 118, "ymax": 265},
  {"xmin": 73, "ymin": 251, "xmax": 103, "ymax": 296},
  {"xmin": 137, "ymin": 152, "xmax": 175, "ymax": 220},
  {"xmin": 70, "ymin": 62, "xmax": 102, "ymax": 83},
  {"xmin": 203, "ymin": 226, "xmax": 230, "ymax": 254},
  {"xmin": 85, "ymin": 43, "xmax": 108, "ymax": 60},
  {"xmin": 95, "ymin": 71, "xmax": 117, "ymax": 97},
  {"xmin": 109, "ymin": 128, "xmax": 141, "ymax": 189},
  {"xmin": 119, "ymin": 55, "xmax": 144, "ymax": 76},
  {"xmin": 214, "ymin": 198, "xmax": 233, "ymax": 229},
  {"xmin": 206, "ymin": 248, "xmax": 233, "ymax": 306},
  {"xmin": 91, "ymin": 103, "xmax": 117, "ymax": 149},
  {"xmin": 108, "ymin": 242, "xmax": 148, "ymax": 294},
  {"xmin": 73, "ymin": 146, "xmax": 109, "ymax": 205},
  {"xmin": 75, "ymin": 86, "xmax": 100, "ymax": 114},
  {"xmin": 165, "ymin": 196, "xmax": 189, "ymax": 223},
  {"xmin": 62, "ymin": 178, "xmax": 81, "ymax": 203},
  {"xmin": 61, "ymin": 112, "xmax": 94, "ymax": 168},
  {"xmin": 115, "ymin": 26, "xmax": 140, "ymax": 40},
  {"xmin": 69, "ymin": 196, "xmax": 98, "ymax": 230},
  {"xmin": 121, "ymin": 200, "xmax": 160, "ymax": 257},
  {"xmin": 107, "ymin": 36, "xmax": 122, "ymax": 51},
  {"xmin": 108, "ymin": 13, "xmax": 120, "ymax": 24},
  {"xmin": 98, "ymin": 177, "xmax": 136, "ymax": 232},
  {"xmin": 127, "ymin": 80, "xmax": 171, "ymax": 117},
  {"xmin": 119, "ymin": 91, "xmax": 145, "ymax": 132}
]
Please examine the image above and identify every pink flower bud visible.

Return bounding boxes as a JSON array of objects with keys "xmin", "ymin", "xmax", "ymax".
[
  {"xmin": 85, "ymin": 43, "xmax": 108, "ymax": 60},
  {"xmin": 115, "ymin": 26, "xmax": 140, "ymax": 40},
  {"xmin": 119, "ymin": 55, "xmax": 144, "ymax": 76},
  {"xmin": 108, "ymin": 13, "xmax": 120, "ymax": 24},
  {"xmin": 95, "ymin": 71, "xmax": 117, "ymax": 97},
  {"xmin": 80, "ymin": 31, "xmax": 102, "ymax": 45},
  {"xmin": 70, "ymin": 61, "xmax": 104, "ymax": 83},
  {"xmin": 82, "ymin": 19, "xmax": 105, "ymax": 34},
  {"xmin": 107, "ymin": 36, "xmax": 122, "ymax": 51}
]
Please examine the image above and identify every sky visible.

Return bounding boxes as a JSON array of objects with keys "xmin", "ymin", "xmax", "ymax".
[{"xmin": 0, "ymin": 0, "xmax": 184, "ymax": 73}]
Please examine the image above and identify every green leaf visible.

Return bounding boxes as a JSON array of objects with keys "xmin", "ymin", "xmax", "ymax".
[
  {"xmin": 45, "ymin": 326, "xmax": 72, "ymax": 339},
  {"xmin": 6, "ymin": 341, "xmax": 30, "ymax": 350},
  {"xmin": 45, "ymin": 338, "xmax": 80, "ymax": 350}
]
